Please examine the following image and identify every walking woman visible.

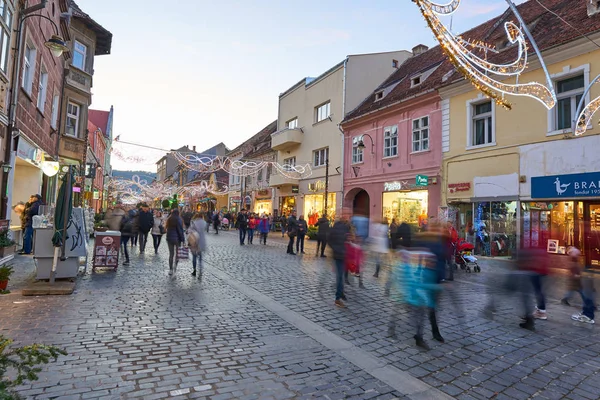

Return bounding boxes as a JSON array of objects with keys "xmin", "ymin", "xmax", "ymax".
[
  {"xmin": 247, "ymin": 213, "xmax": 257, "ymax": 244},
  {"xmin": 188, "ymin": 213, "xmax": 207, "ymax": 277},
  {"xmin": 119, "ymin": 209, "xmax": 136, "ymax": 266},
  {"xmin": 165, "ymin": 209, "xmax": 185, "ymax": 276},
  {"xmin": 151, "ymin": 210, "xmax": 165, "ymax": 254}
]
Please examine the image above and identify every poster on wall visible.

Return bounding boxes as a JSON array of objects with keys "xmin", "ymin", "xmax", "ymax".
[{"xmin": 547, "ymin": 239, "xmax": 559, "ymax": 253}]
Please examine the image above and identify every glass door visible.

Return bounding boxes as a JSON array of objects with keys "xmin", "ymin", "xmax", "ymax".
[{"xmin": 585, "ymin": 203, "xmax": 600, "ymax": 268}]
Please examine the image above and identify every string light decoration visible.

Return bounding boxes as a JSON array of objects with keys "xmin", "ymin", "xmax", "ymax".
[
  {"xmin": 413, "ymin": 0, "xmax": 557, "ymax": 110},
  {"xmin": 574, "ymin": 74, "xmax": 600, "ymax": 136}
]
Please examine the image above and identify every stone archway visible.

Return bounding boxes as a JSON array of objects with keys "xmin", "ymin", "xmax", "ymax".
[{"xmin": 343, "ymin": 188, "xmax": 371, "ymax": 219}]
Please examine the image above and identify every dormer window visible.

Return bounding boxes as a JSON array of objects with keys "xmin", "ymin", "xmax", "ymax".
[
  {"xmin": 375, "ymin": 91, "xmax": 384, "ymax": 101},
  {"xmin": 392, "ymin": 59, "xmax": 399, "ymax": 68},
  {"xmin": 411, "ymin": 75, "xmax": 422, "ymax": 87}
]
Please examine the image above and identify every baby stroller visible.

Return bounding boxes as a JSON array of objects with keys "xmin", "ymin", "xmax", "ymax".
[
  {"xmin": 221, "ymin": 217, "xmax": 230, "ymax": 230},
  {"xmin": 452, "ymin": 239, "xmax": 480, "ymax": 273}
]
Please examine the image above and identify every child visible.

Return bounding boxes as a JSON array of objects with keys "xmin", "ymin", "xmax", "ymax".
[{"xmin": 345, "ymin": 232, "xmax": 364, "ymax": 289}]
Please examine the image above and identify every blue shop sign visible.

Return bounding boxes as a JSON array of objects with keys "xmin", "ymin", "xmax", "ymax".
[{"xmin": 531, "ymin": 172, "xmax": 600, "ymax": 199}]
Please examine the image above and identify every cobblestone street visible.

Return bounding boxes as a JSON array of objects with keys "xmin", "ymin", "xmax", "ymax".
[{"xmin": 1, "ymin": 231, "xmax": 599, "ymax": 400}]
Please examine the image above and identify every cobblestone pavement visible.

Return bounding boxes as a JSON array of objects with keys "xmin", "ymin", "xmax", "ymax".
[{"xmin": 0, "ymin": 231, "xmax": 598, "ymax": 400}]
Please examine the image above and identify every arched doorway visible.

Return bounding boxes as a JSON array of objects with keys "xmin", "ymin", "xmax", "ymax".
[{"xmin": 352, "ymin": 190, "xmax": 370, "ymax": 218}]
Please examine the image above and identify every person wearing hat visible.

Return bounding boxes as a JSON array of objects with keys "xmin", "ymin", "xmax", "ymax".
[{"xmin": 20, "ymin": 194, "xmax": 42, "ymax": 255}]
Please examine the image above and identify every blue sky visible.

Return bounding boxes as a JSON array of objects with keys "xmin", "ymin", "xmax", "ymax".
[{"xmin": 77, "ymin": 0, "xmax": 525, "ymax": 171}]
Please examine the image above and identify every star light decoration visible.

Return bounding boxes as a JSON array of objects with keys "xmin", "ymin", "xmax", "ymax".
[{"xmin": 413, "ymin": 0, "xmax": 557, "ymax": 110}]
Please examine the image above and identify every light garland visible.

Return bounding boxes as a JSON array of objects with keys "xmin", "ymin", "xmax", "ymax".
[
  {"xmin": 414, "ymin": 0, "xmax": 557, "ymax": 110},
  {"xmin": 574, "ymin": 74, "xmax": 600, "ymax": 136}
]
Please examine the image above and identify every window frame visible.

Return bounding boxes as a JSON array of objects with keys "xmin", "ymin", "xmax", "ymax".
[
  {"xmin": 547, "ymin": 64, "xmax": 590, "ymax": 136},
  {"xmin": 50, "ymin": 94, "xmax": 59, "ymax": 128},
  {"xmin": 466, "ymin": 97, "xmax": 496, "ymax": 149},
  {"xmin": 22, "ymin": 42, "xmax": 36, "ymax": 95},
  {"xmin": 383, "ymin": 125, "xmax": 398, "ymax": 158},
  {"xmin": 287, "ymin": 117, "xmax": 298, "ymax": 129},
  {"xmin": 315, "ymin": 101, "xmax": 331, "ymax": 123},
  {"xmin": 313, "ymin": 147, "xmax": 329, "ymax": 167},
  {"xmin": 72, "ymin": 40, "xmax": 88, "ymax": 71},
  {"xmin": 37, "ymin": 66, "xmax": 48, "ymax": 112},
  {"xmin": 352, "ymin": 136, "xmax": 363, "ymax": 164},
  {"xmin": 411, "ymin": 116, "xmax": 430, "ymax": 153},
  {"xmin": 66, "ymin": 101, "xmax": 81, "ymax": 138},
  {"xmin": 0, "ymin": 0, "xmax": 13, "ymax": 75},
  {"xmin": 283, "ymin": 156, "xmax": 296, "ymax": 171}
]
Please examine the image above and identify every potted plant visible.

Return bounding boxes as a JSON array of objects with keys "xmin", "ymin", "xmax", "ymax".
[
  {"xmin": 0, "ymin": 335, "xmax": 67, "ymax": 399},
  {"xmin": 94, "ymin": 222, "xmax": 109, "ymax": 232},
  {"xmin": 0, "ymin": 231, "xmax": 15, "ymax": 258},
  {"xmin": 0, "ymin": 264, "xmax": 13, "ymax": 291}
]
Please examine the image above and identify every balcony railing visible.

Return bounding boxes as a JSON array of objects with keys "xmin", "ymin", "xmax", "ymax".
[{"xmin": 271, "ymin": 128, "xmax": 303, "ymax": 151}]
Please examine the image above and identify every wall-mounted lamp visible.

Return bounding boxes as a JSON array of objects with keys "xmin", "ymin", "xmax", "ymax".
[{"xmin": 356, "ymin": 134, "xmax": 375, "ymax": 154}]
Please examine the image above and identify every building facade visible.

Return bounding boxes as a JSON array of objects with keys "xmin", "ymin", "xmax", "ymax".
[
  {"xmin": 440, "ymin": 0, "xmax": 600, "ymax": 266},
  {"xmin": 270, "ymin": 51, "xmax": 412, "ymax": 225},
  {"xmin": 86, "ymin": 118, "xmax": 106, "ymax": 212},
  {"xmin": 89, "ymin": 106, "xmax": 114, "ymax": 210},
  {"xmin": 341, "ymin": 45, "xmax": 450, "ymax": 228}
]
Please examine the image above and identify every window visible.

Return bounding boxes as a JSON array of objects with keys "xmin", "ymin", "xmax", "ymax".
[
  {"xmin": 283, "ymin": 157, "xmax": 296, "ymax": 170},
  {"xmin": 50, "ymin": 95, "xmax": 59, "ymax": 128},
  {"xmin": 22, "ymin": 43, "xmax": 36, "ymax": 94},
  {"xmin": 352, "ymin": 137, "xmax": 363, "ymax": 164},
  {"xmin": 555, "ymin": 74, "xmax": 584, "ymax": 130},
  {"xmin": 411, "ymin": 76, "xmax": 421, "ymax": 87},
  {"xmin": 412, "ymin": 116, "xmax": 429, "ymax": 152},
  {"xmin": 375, "ymin": 91, "xmax": 384, "ymax": 101},
  {"xmin": 72, "ymin": 40, "xmax": 87, "ymax": 71},
  {"xmin": 471, "ymin": 101, "xmax": 494, "ymax": 146},
  {"xmin": 37, "ymin": 68, "xmax": 48, "ymax": 111},
  {"xmin": 392, "ymin": 59, "xmax": 399, "ymax": 68},
  {"xmin": 313, "ymin": 147, "xmax": 329, "ymax": 167},
  {"xmin": 0, "ymin": 0, "xmax": 12, "ymax": 73},
  {"xmin": 287, "ymin": 118, "xmax": 298, "ymax": 129},
  {"xmin": 383, "ymin": 126, "xmax": 398, "ymax": 158},
  {"xmin": 66, "ymin": 102, "xmax": 80, "ymax": 137},
  {"xmin": 315, "ymin": 101, "xmax": 330, "ymax": 122}
]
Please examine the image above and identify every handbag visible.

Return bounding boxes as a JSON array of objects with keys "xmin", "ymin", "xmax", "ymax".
[
  {"xmin": 177, "ymin": 246, "xmax": 189, "ymax": 260},
  {"xmin": 159, "ymin": 224, "xmax": 166, "ymax": 235}
]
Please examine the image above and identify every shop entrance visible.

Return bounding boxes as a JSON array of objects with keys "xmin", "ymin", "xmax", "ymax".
[
  {"xmin": 352, "ymin": 190, "xmax": 370, "ymax": 218},
  {"xmin": 585, "ymin": 203, "xmax": 600, "ymax": 268}
]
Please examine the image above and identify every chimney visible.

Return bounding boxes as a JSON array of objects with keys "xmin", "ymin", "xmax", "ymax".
[
  {"xmin": 193, "ymin": 145, "xmax": 196, "ymax": 152},
  {"xmin": 412, "ymin": 44, "xmax": 429, "ymax": 56},
  {"xmin": 588, "ymin": 1, "xmax": 600, "ymax": 17}
]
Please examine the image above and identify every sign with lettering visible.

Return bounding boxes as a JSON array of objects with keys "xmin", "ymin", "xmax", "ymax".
[
  {"xmin": 308, "ymin": 180, "xmax": 326, "ymax": 192},
  {"xmin": 448, "ymin": 182, "xmax": 471, "ymax": 194},
  {"xmin": 416, "ymin": 175, "xmax": 428, "ymax": 187},
  {"xmin": 532, "ymin": 172, "xmax": 600, "ymax": 199},
  {"xmin": 384, "ymin": 181, "xmax": 420, "ymax": 192}
]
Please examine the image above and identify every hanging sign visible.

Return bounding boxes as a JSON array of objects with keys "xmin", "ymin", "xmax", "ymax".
[{"xmin": 416, "ymin": 175, "xmax": 429, "ymax": 187}]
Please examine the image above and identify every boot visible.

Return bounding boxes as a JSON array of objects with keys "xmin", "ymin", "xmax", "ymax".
[
  {"xmin": 414, "ymin": 335, "xmax": 430, "ymax": 350},
  {"xmin": 191, "ymin": 269, "xmax": 196, "ymax": 277},
  {"xmin": 519, "ymin": 316, "xmax": 535, "ymax": 331},
  {"xmin": 430, "ymin": 310, "xmax": 445, "ymax": 343}
]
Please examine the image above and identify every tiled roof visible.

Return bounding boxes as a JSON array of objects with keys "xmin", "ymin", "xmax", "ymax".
[
  {"xmin": 227, "ymin": 121, "xmax": 277, "ymax": 159},
  {"xmin": 70, "ymin": 0, "xmax": 112, "ymax": 55},
  {"xmin": 88, "ymin": 109, "xmax": 110, "ymax": 137},
  {"xmin": 344, "ymin": 0, "xmax": 600, "ymax": 123}
]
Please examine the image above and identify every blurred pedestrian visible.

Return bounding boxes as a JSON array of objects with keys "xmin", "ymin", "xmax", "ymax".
[
  {"xmin": 328, "ymin": 219, "xmax": 350, "ymax": 307},
  {"xmin": 296, "ymin": 214, "xmax": 308, "ymax": 254},
  {"xmin": 286, "ymin": 211, "xmax": 298, "ymax": 255},
  {"xmin": 212, "ymin": 211, "xmax": 220, "ymax": 234},
  {"xmin": 345, "ymin": 232, "xmax": 364, "ymax": 288},
  {"xmin": 182, "ymin": 206, "xmax": 193, "ymax": 230},
  {"xmin": 236, "ymin": 209, "xmax": 248, "ymax": 245},
  {"xmin": 371, "ymin": 219, "xmax": 389, "ymax": 278},
  {"xmin": 151, "ymin": 210, "xmax": 165, "ymax": 254},
  {"xmin": 351, "ymin": 212, "xmax": 369, "ymax": 243},
  {"xmin": 188, "ymin": 212, "xmax": 207, "ymax": 277},
  {"xmin": 105, "ymin": 205, "xmax": 125, "ymax": 231},
  {"xmin": 138, "ymin": 203, "xmax": 154, "ymax": 253},
  {"xmin": 561, "ymin": 246, "xmax": 583, "ymax": 306},
  {"xmin": 247, "ymin": 213, "xmax": 257, "ymax": 244},
  {"xmin": 397, "ymin": 220, "xmax": 412, "ymax": 248},
  {"xmin": 281, "ymin": 213, "xmax": 288, "ymax": 237},
  {"xmin": 316, "ymin": 214, "xmax": 329, "ymax": 257},
  {"xmin": 165, "ymin": 209, "xmax": 185, "ymax": 276},
  {"xmin": 119, "ymin": 209, "xmax": 136, "ymax": 266},
  {"xmin": 130, "ymin": 208, "xmax": 139, "ymax": 247},
  {"xmin": 572, "ymin": 267, "xmax": 596, "ymax": 324},
  {"xmin": 258, "ymin": 214, "xmax": 270, "ymax": 245},
  {"xmin": 389, "ymin": 218, "xmax": 399, "ymax": 250}
]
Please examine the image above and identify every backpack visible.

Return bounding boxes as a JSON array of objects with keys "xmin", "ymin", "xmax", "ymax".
[{"xmin": 121, "ymin": 216, "xmax": 134, "ymax": 234}]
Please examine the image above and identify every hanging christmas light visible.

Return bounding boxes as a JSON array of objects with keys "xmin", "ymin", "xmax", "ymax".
[
  {"xmin": 413, "ymin": 0, "xmax": 557, "ymax": 110},
  {"xmin": 573, "ymin": 74, "xmax": 600, "ymax": 136}
]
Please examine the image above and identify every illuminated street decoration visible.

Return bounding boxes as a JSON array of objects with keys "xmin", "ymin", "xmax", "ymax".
[
  {"xmin": 413, "ymin": 0, "xmax": 557, "ymax": 110},
  {"xmin": 574, "ymin": 74, "xmax": 600, "ymax": 136}
]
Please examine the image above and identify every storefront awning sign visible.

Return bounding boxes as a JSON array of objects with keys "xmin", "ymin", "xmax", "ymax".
[
  {"xmin": 17, "ymin": 138, "xmax": 43, "ymax": 166},
  {"xmin": 448, "ymin": 182, "xmax": 471, "ymax": 194},
  {"xmin": 532, "ymin": 172, "xmax": 600, "ymax": 199},
  {"xmin": 308, "ymin": 180, "xmax": 326, "ymax": 192},
  {"xmin": 384, "ymin": 181, "xmax": 415, "ymax": 192},
  {"xmin": 415, "ymin": 175, "xmax": 428, "ymax": 187}
]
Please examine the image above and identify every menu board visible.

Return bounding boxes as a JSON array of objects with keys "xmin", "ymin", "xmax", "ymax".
[{"xmin": 93, "ymin": 231, "xmax": 121, "ymax": 269}]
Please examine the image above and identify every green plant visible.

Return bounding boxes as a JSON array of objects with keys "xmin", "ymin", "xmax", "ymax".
[
  {"xmin": 307, "ymin": 226, "xmax": 318, "ymax": 240},
  {"xmin": 0, "ymin": 336, "xmax": 67, "ymax": 399},
  {"xmin": 0, "ymin": 232, "xmax": 14, "ymax": 249},
  {"xmin": 0, "ymin": 265, "xmax": 13, "ymax": 282}
]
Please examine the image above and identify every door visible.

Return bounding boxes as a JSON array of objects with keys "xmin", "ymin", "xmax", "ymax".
[{"xmin": 585, "ymin": 203, "xmax": 600, "ymax": 268}]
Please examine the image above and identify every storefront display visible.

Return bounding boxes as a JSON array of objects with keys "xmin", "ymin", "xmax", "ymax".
[
  {"xmin": 474, "ymin": 201, "xmax": 517, "ymax": 257},
  {"xmin": 280, "ymin": 196, "xmax": 296, "ymax": 215},
  {"xmin": 382, "ymin": 190, "xmax": 428, "ymax": 227},
  {"xmin": 254, "ymin": 200, "xmax": 272, "ymax": 215},
  {"xmin": 304, "ymin": 193, "xmax": 336, "ymax": 226}
]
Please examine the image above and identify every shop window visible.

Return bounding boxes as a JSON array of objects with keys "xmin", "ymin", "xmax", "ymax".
[
  {"xmin": 352, "ymin": 137, "xmax": 363, "ymax": 164},
  {"xmin": 304, "ymin": 193, "xmax": 336, "ymax": 226},
  {"xmin": 475, "ymin": 201, "xmax": 517, "ymax": 257},
  {"xmin": 382, "ymin": 190, "xmax": 428, "ymax": 227},
  {"xmin": 383, "ymin": 125, "xmax": 398, "ymax": 158},
  {"xmin": 412, "ymin": 116, "xmax": 429, "ymax": 152}
]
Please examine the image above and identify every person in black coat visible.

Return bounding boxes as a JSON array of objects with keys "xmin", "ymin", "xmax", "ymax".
[
  {"xmin": 165, "ymin": 209, "xmax": 185, "ymax": 275},
  {"xmin": 236, "ymin": 209, "xmax": 248, "ymax": 245},
  {"xmin": 296, "ymin": 215, "xmax": 308, "ymax": 254},
  {"xmin": 120, "ymin": 209, "xmax": 136, "ymax": 266},
  {"xmin": 20, "ymin": 194, "xmax": 42, "ymax": 255},
  {"xmin": 328, "ymin": 219, "xmax": 350, "ymax": 307},
  {"xmin": 137, "ymin": 204, "xmax": 154, "ymax": 253},
  {"xmin": 316, "ymin": 215, "xmax": 330, "ymax": 257},
  {"xmin": 286, "ymin": 211, "xmax": 298, "ymax": 255}
]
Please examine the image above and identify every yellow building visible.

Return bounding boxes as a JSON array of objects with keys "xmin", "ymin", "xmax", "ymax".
[{"xmin": 439, "ymin": 0, "xmax": 600, "ymax": 266}]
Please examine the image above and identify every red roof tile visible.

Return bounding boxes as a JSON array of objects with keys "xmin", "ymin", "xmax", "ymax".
[
  {"xmin": 88, "ymin": 109, "xmax": 110, "ymax": 137},
  {"xmin": 344, "ymin": 0, "xmax": 600, "ymax": 123}
]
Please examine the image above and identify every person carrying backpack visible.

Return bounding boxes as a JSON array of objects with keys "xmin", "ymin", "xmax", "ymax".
[{"xmin": 120, "ymin": 209, "xmax": 136, "ymax": 266}]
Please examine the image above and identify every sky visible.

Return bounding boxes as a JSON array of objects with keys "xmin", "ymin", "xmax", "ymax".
[{"xmin": 77, "ymin": 0, "xmax": 526, "ymax": 172}]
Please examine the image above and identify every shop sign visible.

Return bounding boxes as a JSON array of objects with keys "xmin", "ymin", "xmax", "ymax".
[
  {"xmin": 93, "ymin": 190, "xmax": 100, "ymax": 200},
  {"xmin": 256, "ymin": 189, "xmax": 271, "ymax": 199},
  {"xmin": 448, "ymin": 182, "xmax": 471, "ymax": 194},
  {"xmin": 384, "ymin": 181, "xmax": 416, "ymax": 192},
  {"xmin": 17, "ymin": 138, "xmax": 41, "ymax": 166},
  {"xmin": 415, "ymin": 175, "xmax": 428, "ymax": 187},
  {"xmin": 292, "ymin": 185, "xmax": 299, "ymax": 194},
  {"xmin": 532, "ymin": 172, "xmax": 600, "ymax": 199},
  {"xmin": 308, "ymin": 180, "xmax": 326, "ymax": 192}
]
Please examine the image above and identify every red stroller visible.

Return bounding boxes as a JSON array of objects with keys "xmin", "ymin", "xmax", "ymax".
[{"xmin": 452, "ymin": 239, "xmax": 480, "ymax": 273}]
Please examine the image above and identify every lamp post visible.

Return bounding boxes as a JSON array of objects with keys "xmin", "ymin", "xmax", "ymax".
[{"xmin": 2, "ymin": 1, "xmax": 69, "ymax": 219}]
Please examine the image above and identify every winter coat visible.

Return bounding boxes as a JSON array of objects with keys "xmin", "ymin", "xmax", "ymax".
[
  {"xmin": 328, "ymin": 220, "xmax": 350, "ymax": 260},
  {"xmin": 151, "ymin": 216, "xmax": 165, "ymax": 235},
  {"xmin": 316, "ymin": 217, "xmax": 330, "ymax": 239},
  {"xmin": 23, "ymin": 200, "xmax": 41, "ymax": 228},
  {"xmin": 351, "ymin": 215, "xmax": 369, "ymax": 240},
  {"xmin": 297, "ymin": 219, "xmax": 308, "ymax": 235},
  {"xmin": 393, "ymin": 249, "xmax": 441, "ymax": 308},
  {"xmin": 397, "ymin": 222, "xmax": 412, "ymax": 248},
  {"xmin": 370, "ymin": 222, "xmax": 389, "ymax": 254},
  {"xmin": 188, "ymin": 218, "xmax": 207, "ymax": 254},
  {"xmin": 248, "ymin": 217, "xmax": 258, "ymax": 230},
  {"xmin": 138, "ymin": 209, "xmax": 154, "ymax": 233},
  {"xmin": 287, "ymin": 216, "xmax": 298, "ymax": 237},
  {"xmin": 166, "ymin": 216, "xmax": 185, "ymax": 245},
  {"xmin": 130, "ymin": 210, "xmax": 140, "ymax": 235},
  {"xmin": 236, "ymin": 212, "xmax": 248, "ymax": 229},
  {"xmin": 120, "ymin": 210, "xmax": 137, "ymax": 237},
  {"xmin": 258, "ymin": 219, "xmax": 270, "ymax": 234},
  {"xmin": 413, "ymin": 232, "xmax": 447, "ymax": 283}
]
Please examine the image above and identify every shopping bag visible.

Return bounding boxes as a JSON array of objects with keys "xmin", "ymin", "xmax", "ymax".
[{"xmin": 177, "ymin": 246, "xmax": 190, "ymax": 260}]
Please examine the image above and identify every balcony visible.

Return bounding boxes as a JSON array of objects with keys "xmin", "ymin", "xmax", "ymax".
[
  {"xmin": 269, "ymin": 171, "xmax": 298, "ymax": 187},
  {"xmin": 65, "ymin": 68, "xmax": 92, "ymax": 95},
  {"xmin": 271, "ymin": 128, "xmax": 303, "ymax": 151}
]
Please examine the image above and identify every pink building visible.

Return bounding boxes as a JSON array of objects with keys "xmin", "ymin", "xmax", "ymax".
[{"xmin": 341, "ymin": 45, "xmax": 451, "ymax": 228}]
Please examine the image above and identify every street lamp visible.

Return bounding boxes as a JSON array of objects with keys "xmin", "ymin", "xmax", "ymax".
[
  {"xmin": 45, "ymin": 34, "xmax": 69, "ymax": 57},
  {"xmin": 356, "ymin": 134, "xmax": 375, "ymax": 154}
]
